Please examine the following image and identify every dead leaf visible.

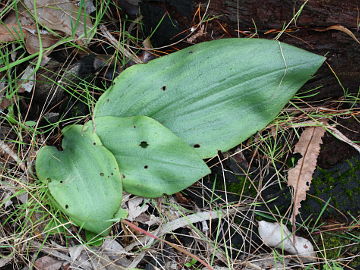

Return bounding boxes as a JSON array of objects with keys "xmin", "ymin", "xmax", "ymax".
[
  {"xmin": 68, "ymin": 246, "xmax": 84, "ymax": 262},
  {"xmin": 0, "ymin": 23, "xmax": 59, "ymax": 53},
  {"xmin": 3, "ymin": 6, "xmax": 60, "ymax": 54},
  {"xmin": 314, "ymin": 25, "xmax": 360, "ymax": 45},
  {"xmin": 127, "ymin": 197, "xmax": 149, "ymax": 222},
  {"xmin": 0, "ymin": 98, "xmax": 12, "ymax": 111},
  {"xmin": 4, "ymin": 4, "xmax": 33, "ymax": 26},
  {"xmin": 22, "ymin": 0, "xmax": 93, "ymax": 43},
  {"xmin": 288, "ymin": 124, "xmax": 326, "ymax": 225},
  {"xmin": 0, "ymin": 24, "xmax": 25, "ymax": 42},
  {"xmin": 24, "ymin": 30, "xmax": 58, "ymax": 54},
  {"xmin": 1, "ymin": 0, "xmax": 93, "ymax": 52},
  {"xmin": 0, "ymin": 257, "xmax": 12, "ymax": 268},
  {"xmin": 327, "ymin": 126, "xmax": 360, "ymax": 154},
  {"xmin": 242, "ymin": 256, "xmax": 291, "ymax": 270},
  {"xmin": 18, "ymin": 65, "xmax": 36, "ymax": 93},
  {"xmin": 34, "ymin": 256, "xmax": 63, "ymax": 270}
]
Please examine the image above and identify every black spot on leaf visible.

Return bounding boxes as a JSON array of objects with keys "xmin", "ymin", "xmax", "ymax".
[
  {"xmin": 100, "ymin": 172, "xmax": 104, "ymax": 176},
  {"xmin": 65, "ymin": 204, "xmax": 69, "ymax": 209},
  {"xmin": 139, "ymin": 141, "xmax": 149, "ymax": 148},
  {"xmin": 161, "ymin": 85, "xmax": 167, "ymax": 91},
  {"xmin": 144, "ymin": 165, "xmax": 149, "ymax": 169},
  {"xmin": 193, "ymin": 144, "xmax": 201, "ymax": 148}
]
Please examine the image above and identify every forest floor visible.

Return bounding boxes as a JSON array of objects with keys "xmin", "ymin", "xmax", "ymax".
[{"xmin": 0, "ymin": 0, "xmax": 359, "ymax": 269}]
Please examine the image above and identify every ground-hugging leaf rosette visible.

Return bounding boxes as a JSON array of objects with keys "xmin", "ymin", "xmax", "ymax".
[
  {"xmin": 87, "ymin": 116, "xmax": 210, "ymax": 197},
  {"xmin": 36, "ymin": 38, "xmax": 325, "ymax": 235},
  {"xmin": 95, "ymin": 38, "xmax": 326, "ymax": 158},
  {"xmin": 35, "ymin": 125, "xmax": 123, "ymax": 235}
]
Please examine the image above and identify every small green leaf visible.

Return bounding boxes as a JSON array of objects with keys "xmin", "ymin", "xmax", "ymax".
[
  {"xmin": 35, "ymin": 125, "xmax": 123, "ymax": 235},
  {"xmin": 85, "ymin": 230, "xmax": 104, "ymax": 246},
  {"xmin": 95, "ymin": 38, "xmax": 325, "ymax": 158},
  {"xmin": 86, "ymin": 116, "xmax": 210, "ymax": 197},
  {"xmin": 25, "ymin": 120, "xmax": 37, "ymax": 127}
]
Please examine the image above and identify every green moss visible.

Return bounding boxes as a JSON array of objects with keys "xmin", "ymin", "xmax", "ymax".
[
  {"xmin": 303, "ymin": 156, "xmax": 360, "ymax": 218},
  {"xmin": 215, "ymin": 175, "xmax": 258, "ymax": 197},
  {"xmin": 315, "ymin": 230, "xmax": 360, "ymax": 267}
]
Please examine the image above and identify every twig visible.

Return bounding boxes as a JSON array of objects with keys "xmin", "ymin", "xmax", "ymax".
[
  {"xmin": 0, "ymin": 139, "xmax": 26, "ymax": 171},
  {"xmin": 123, "ymin": 208, "xmax": 242, "ymax": 268},
  {"xmin": 123, "ymin": 219, "xmax": 214, "ymax": 270}
]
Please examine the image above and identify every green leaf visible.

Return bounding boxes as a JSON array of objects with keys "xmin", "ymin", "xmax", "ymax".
[
  {"xmin": 95, "ymin": 38, "xmax": 325, "ymax": 158},
  {"xmin": 35, "ymin": 125, "xmax": 123, "ymax": 235},
  {"xmin": 86, "ymin": 116, "xmax": 210, "ymax": 197}
]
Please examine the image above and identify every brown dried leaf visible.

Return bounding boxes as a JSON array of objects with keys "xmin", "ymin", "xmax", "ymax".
[
  {"xmin": 0, "ymin": 98, "xmax": 12, "ymax": 111},
  {"xmin": 2, "ymin": 6, "xmax": 59, "ymax": 53},
  {"xmin": 0, "ymin": 22, "xmax": 58, "ymax": 54},
  {"xmin": 0, "ymin": 9, "xmax": 59, "ymax": 54},
  {"xmin": 34, "ymin": 256, "xmax": 63, "ymax": 270},
  {"xmin": 23, "ymin": 0, "xmax": 93, "ymax": 43},
  {"xmin": 24, "ymin": 30, "xmax": 58, "ymax": 54},
  {"xmin": 288, "ymin": 125, "xmax": 326, "ymax": 225},
  {"xmin": 0, "ymin": 24, "xmax": 25, "ymax": 42},
  {"xmin": 315, "ymin": 25, "xmax": 360, "ymax": 45}
]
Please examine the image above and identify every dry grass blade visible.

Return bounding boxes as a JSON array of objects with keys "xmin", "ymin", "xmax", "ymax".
[
  {"xmin": 327, "ymin": 125, "xmax": 360, "ymax": 154},
  {"xmin": 288, "ymin": 124, "xmax": 326, "ymax": 226},
  {"xmin": 314, "ymin": 25, "xmax": 360, "ymax": 45},
  {"xmin": 123, "ymin": 208, "xmax": 241, "ymax": 268},
  {"xmin": 122, "ymin": 219, "xmax": 214, "ymax": 270},
  {"xmin": 99, "ymin": 24, "xmax": 142, "ymax": 64}
]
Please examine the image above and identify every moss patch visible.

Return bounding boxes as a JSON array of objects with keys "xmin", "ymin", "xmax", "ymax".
[
  {"xmin": 215, "ymin": 175, "xmax": 258, "ymax": 198},
  {"xmin": 302, "ymin": 155, "xmax": 360, "ymax": 218},
  {"xmin": 314, "ymin": 230, "xmax": 360, "ymax": 267}
]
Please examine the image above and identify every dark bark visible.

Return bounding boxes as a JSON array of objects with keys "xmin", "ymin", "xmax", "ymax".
[{"xmin": 206, "ymin": 0, "xmax": 360, "ymax": 99}]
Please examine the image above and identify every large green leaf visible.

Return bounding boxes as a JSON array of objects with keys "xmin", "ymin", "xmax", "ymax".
[
  {"xmin": 86, "ymin": 116, "xmax": 210, "ymax": 197},
  {"xmin": 35, "ymin": 125, "xmax": 123, "ymax": 235},
  {"xmin": 95, "ymin": 38, "xmax": 325, "ymax": 158}
]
